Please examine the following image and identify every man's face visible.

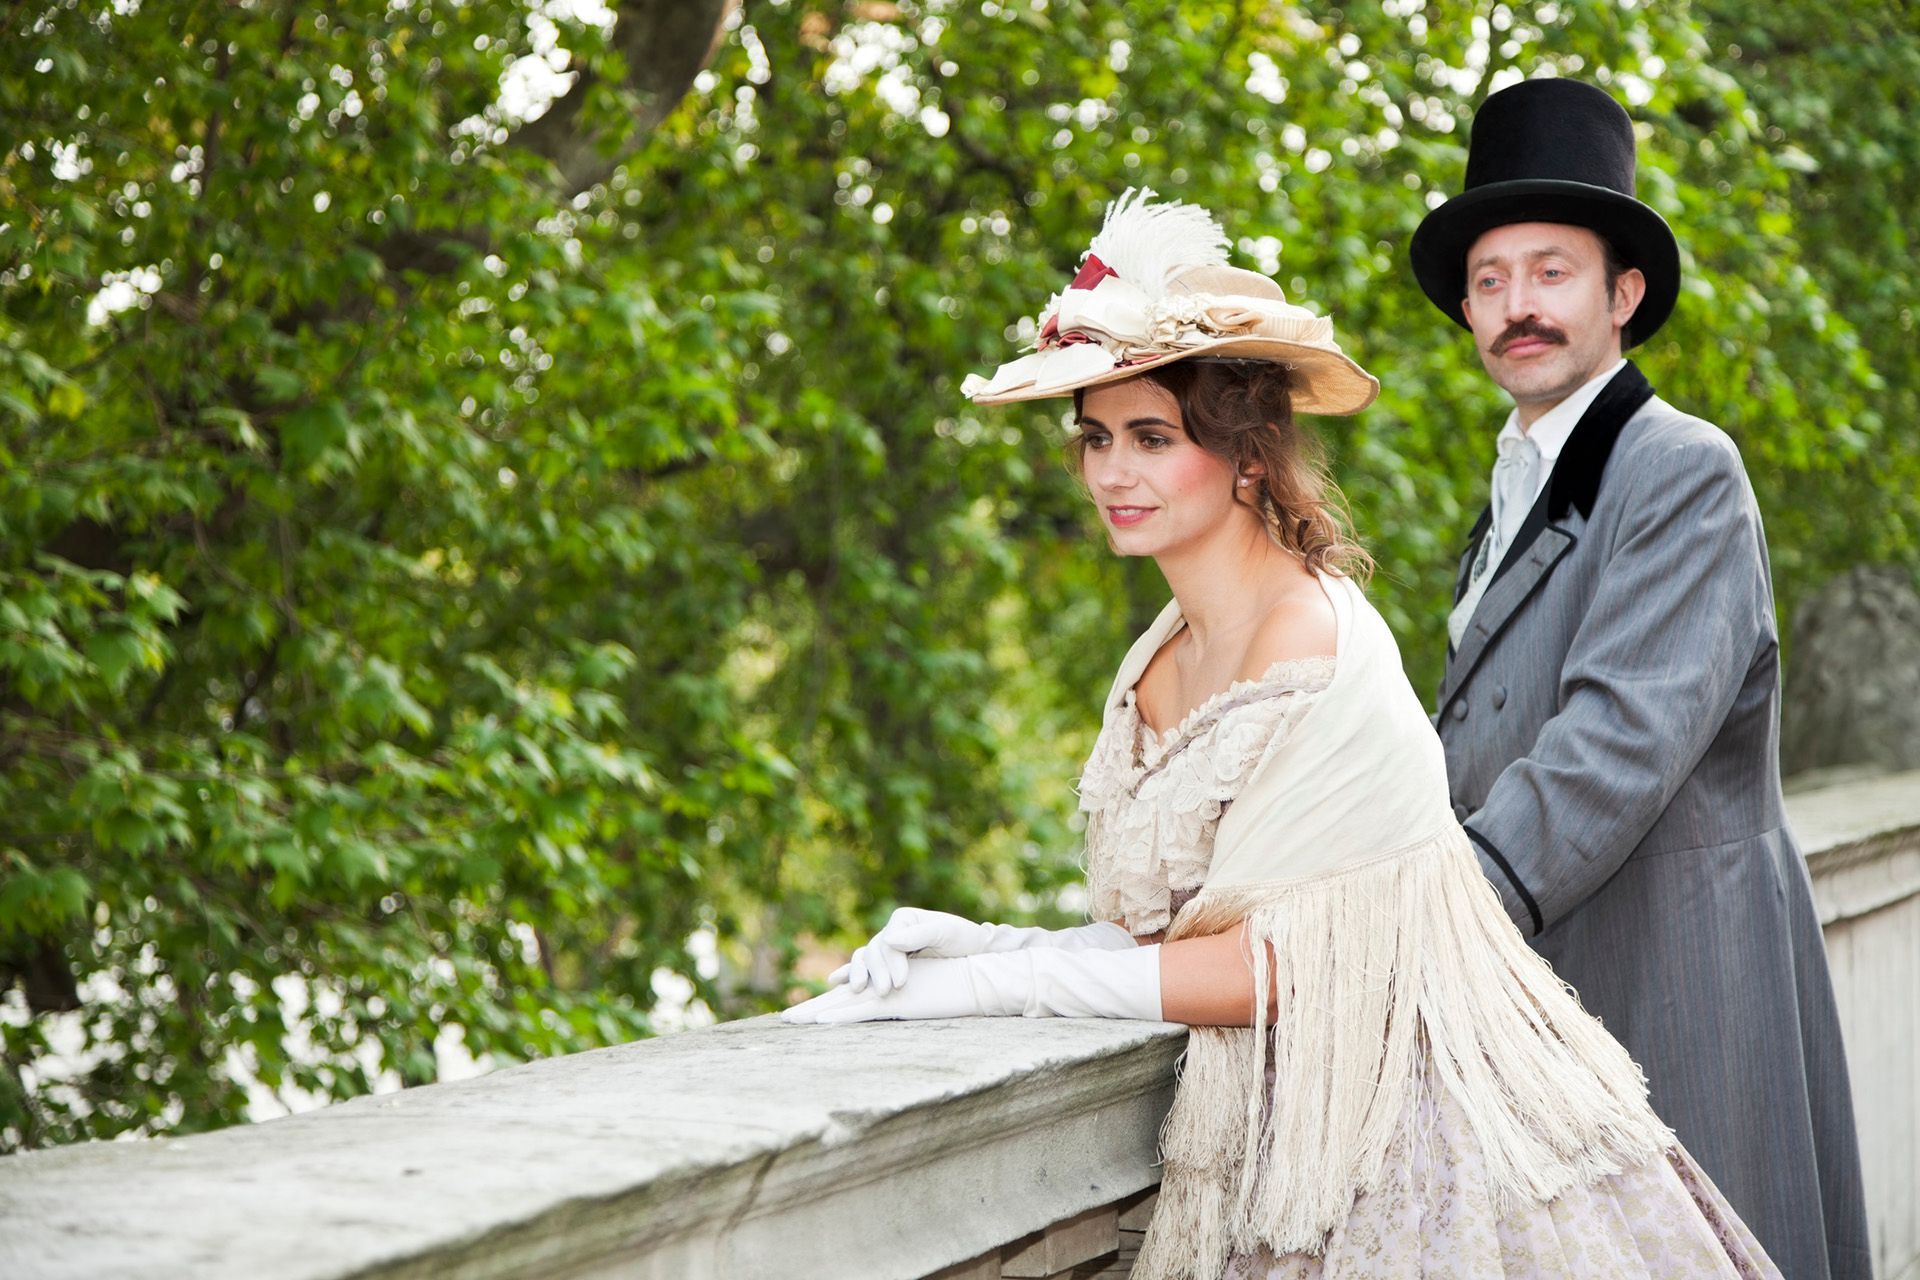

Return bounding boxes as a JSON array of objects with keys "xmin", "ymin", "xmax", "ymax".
[{"xmin": 1459, "ymin": 222, "xmax": 1645, "ymax": 424}]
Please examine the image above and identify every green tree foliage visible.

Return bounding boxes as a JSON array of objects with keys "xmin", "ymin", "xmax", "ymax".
[
  {"xmin": 1693, "ymin": 0, "xmax": 1920, "ymax": 603},
  {"xmin": 3, "ymin": 0, "xmax": 1912, "ymax": 1148}
]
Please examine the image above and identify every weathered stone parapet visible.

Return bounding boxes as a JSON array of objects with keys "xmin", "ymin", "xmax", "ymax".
[
  {"xmin": 1792, "ymin": 766, "xmax": 1920, "ymax": 925},
  {"xmin": 0, "ymin": 1013, "xmax": 1184, "ymax": 1280},
  {"xmin": 3, "ymin": 771, "xmax": 1917, "ymax": 1279},
  {"xmin": 1793, "ymin": 767, "xmax": 1920, "ymax": 1280}
]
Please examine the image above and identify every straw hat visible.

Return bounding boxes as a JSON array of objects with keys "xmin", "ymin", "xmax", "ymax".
[{"xmin": 961, "ymin": 190, "xmax": 1379, "ymax": 415}]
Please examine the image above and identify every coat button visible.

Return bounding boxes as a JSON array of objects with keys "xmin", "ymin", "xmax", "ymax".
[
  {"xmin": 1450, "ymin": 701, "xmax": 1468, "ymax": 721},
  {"xmin": 1491, "ymin": 686, "xmax": 1507, "ymax": 710},
  {"xmin": 1452, "ymin": 801, "xmax": 1469, "ymax": 821}
]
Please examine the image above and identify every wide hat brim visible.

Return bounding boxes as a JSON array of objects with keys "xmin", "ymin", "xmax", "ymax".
[
  {"xmin": 968, "ymin": 336, "xmax": 1380, "ymax": 415},
  {"xmin": 1408, "ymin": 179, "xmax": 1680, "ymax": 347}
]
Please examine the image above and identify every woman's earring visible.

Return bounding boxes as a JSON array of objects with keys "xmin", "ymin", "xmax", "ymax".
[{"xmin": 1237, "ymin": 476, "xmax": 1254, "ymax": 487}]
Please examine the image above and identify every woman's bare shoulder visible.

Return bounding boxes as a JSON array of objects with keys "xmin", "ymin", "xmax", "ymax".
[{"xmin": 1237, "ymin": 578, "xmax": 1337, "ymax": 680}]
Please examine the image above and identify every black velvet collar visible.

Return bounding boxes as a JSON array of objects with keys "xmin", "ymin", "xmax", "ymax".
[
  {"xmin": 1471, "ymin": 360, "xmax": 1654, "ymax": 597},
  {"xmin": 1543, "ymin": 359, "xmax": 1654, "ymax": 523}
]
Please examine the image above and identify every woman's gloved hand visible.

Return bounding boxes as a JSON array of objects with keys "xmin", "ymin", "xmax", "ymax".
[
  {"xmin": 783, "ymin": 945, "xmax": 1164, "ymax": 1025},
  {"xmin": 832, "ymin": 907, "xmax": 1137, "ymax": 996}
]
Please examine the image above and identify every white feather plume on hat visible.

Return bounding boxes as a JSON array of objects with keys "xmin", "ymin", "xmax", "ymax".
[
  {"xmin": 1084, "ymin": 188, "xmax": 1231, "ymax": 295},
  {"xmin": 961, "ymin": 189, "xmax": 1378, "ymax": 415}
]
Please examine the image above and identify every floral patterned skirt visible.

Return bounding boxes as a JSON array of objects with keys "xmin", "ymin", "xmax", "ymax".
[{"xmin": 1224, "ymin": 1062, "xmax": 1779, "ymax": 1279}]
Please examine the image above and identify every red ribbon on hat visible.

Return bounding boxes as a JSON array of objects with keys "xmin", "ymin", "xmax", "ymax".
[
  {"xmin": 1065, "ymin": 253, "xmax": 1119, "ymax": 291},
  {"xmin": 1038, "ymin": 253, "xmax": 1119, "ymax": 349}
]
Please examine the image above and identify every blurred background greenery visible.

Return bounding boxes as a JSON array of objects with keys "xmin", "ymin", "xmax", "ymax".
[{"xmin": 2, "ymin": 0, "xmax": 1914, "ymax": 1149}]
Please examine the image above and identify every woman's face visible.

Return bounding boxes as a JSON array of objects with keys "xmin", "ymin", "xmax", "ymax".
[{"xmin": 1077, "ymin": 376, "xmax": 1249, "ymax": 559}]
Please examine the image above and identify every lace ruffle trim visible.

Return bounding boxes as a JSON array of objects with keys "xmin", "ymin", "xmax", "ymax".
[
  {"xmin": 1134, "ymin": 654, "xmax": 1335, "ymax": 768},
  {"xmin": 1079, "ymin": 656, "xmax": 1334, "ymax": 936}
]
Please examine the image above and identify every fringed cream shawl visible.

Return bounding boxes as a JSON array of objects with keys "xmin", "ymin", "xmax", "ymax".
[{"xmin": 1084, "ymin": 576, "xmax": 1673, "ymax": 1280}]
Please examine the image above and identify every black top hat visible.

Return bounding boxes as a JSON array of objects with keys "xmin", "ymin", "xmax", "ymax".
[{"xmin": 1409, "ymin": 78, "xmax": 1680, "ymax": 347}]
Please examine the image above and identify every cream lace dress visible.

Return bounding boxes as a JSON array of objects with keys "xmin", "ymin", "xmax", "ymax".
[{"xmin": 1077, "ymin": 648, "xmax": 1779, "ymax": 1279}]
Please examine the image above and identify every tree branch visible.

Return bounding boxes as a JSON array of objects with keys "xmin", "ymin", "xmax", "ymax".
[{"xmin": 512, "ymin": 0, "xmax": 738, "ymax": 197}]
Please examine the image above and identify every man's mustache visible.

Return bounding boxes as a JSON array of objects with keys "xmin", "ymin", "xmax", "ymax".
[{"xmin": 1491, "ymin": 319, "xmax": 1568, "ymax": 355}]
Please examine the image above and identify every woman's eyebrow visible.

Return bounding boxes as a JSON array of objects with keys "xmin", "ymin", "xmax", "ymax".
[{"xmin": 1075, "ymin": 414, "xmax": 1179, "ymax": 432}]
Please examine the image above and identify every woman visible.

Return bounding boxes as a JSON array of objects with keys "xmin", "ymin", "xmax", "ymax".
[{"xmin": 784, "ymin": 192, "xmax": 1777, "ymax": 1279}]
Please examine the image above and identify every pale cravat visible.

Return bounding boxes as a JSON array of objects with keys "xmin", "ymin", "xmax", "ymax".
[{"xmin": 1449, "ymin": 432, "xmax": 1541, "ymax": 648}]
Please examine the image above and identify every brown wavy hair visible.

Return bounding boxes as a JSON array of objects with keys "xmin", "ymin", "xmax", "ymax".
[{"xmin": 1071, "ymin": 359, "xmax": 1373, "ymax": 582}]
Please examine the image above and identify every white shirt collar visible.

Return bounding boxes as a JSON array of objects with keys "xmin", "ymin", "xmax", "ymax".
[{"xmin": 1493, "ymin": 357, "xmax": 1628, "ymax": 469}]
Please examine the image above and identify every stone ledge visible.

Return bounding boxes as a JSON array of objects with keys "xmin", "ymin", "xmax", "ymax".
[
  {"xmin": 1793, "ymin": 768, "xmax": 1920, "ymax": 925},
  {"xmin": 0, "ymin": 1015, "xmax": 1185, "ymax": 1280},
  {"xmin": 5, "ymin": 773, "xmax": 1917, "ymax": 1279}
]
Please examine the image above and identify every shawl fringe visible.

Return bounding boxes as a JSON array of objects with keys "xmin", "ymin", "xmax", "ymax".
[{"xmin": 1131, "ymin": 828, "xmax": 1672, "ymax": 1278}]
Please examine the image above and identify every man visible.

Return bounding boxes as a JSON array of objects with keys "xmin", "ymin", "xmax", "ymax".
[{"xmin": 1410, "ymin": 77, "xmax": 1871, "ymax": 1278}]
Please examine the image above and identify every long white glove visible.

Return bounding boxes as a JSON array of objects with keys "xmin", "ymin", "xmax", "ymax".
[
  {"xmin": 833, "ymin": 906, "xmax": 1137, "ymax": 996},
  {"xmin": 783, "ymin": 945, "xmax": 1163, "ymax": 1024}
]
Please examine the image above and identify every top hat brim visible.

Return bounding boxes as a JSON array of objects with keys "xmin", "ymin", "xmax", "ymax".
[{"xmin": 1409, "ymin": 180, "xmax": 1680, "ymax": 347}]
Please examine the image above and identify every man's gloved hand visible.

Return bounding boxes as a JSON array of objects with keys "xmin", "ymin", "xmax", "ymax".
[
  {"xmin": 832, "ymin": 906, "xmax": 1137, "ymax": 996},
  {"xmin": 783, "ymin": 945, "xmax": 1163, "ymax": 1025}
]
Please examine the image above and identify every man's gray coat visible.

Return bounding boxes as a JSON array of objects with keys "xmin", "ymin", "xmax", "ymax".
[{"xmin": 1435, "ymin": 362, "xmax": 1872, "ymax": 1279}]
